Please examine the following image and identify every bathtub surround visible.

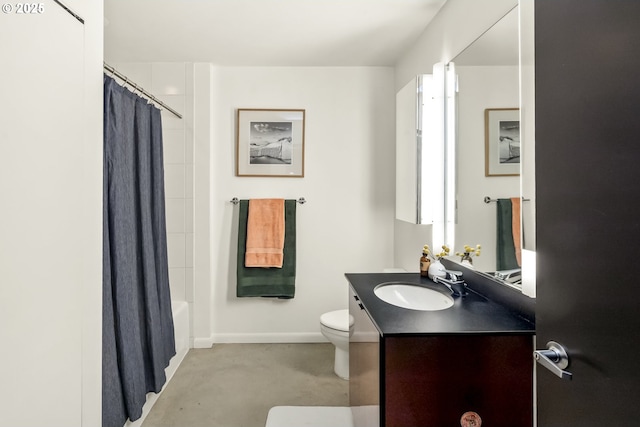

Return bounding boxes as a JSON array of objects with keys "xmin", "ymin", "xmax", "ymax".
[{"xmin": 102, "ymin": 76, "xmax": 176, "ymax": 426}]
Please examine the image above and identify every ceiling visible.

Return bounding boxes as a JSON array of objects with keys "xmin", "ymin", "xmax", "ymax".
[{"xmin": 104, "ymin": 0, "xmax": 447, "ymax": 66}]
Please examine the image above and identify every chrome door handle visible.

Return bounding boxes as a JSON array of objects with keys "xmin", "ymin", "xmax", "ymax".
[{"xmin": 534, "ymin": 341, "xmax": 573, "ymax": 380}]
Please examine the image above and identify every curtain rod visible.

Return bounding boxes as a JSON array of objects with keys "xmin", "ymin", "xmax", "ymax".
[{"xmin": 103, "ymin": 62, "xmax": 183, "ymax": 119}]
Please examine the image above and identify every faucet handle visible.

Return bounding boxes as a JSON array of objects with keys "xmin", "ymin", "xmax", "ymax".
[{"xmin": 444, "ymin": 269, "xmax": 463, "ymax": 281}]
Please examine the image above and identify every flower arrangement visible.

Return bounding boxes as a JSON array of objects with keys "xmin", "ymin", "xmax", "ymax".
[
  {"xmin": 455, "ymin": 244, "xmax": 481, "ymax": 264},
  {"xmin": 422, "ymin": 244, "xmax": 451, "ymax": 261}
]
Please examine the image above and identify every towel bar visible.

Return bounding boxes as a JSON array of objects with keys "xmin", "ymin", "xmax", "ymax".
[
  {"xmin": 484, "ymin": 196, "xmax": 531, "ymax": 204},
  {"xmin": 230, "ymin": 197, "xmax": 306, "ymax": 205}
]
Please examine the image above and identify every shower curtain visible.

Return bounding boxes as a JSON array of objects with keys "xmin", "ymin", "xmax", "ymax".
[{"xmin": 102, "ymin": 76, "xmax": 176, "ymax": 427}]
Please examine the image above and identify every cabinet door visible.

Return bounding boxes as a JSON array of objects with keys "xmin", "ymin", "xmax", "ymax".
[
  {"xmin": 349, "ymin": 287, "xmax": 380, "ymax": 427},
  {"xmin": 384, "ymin": 335, "xmax": 533, "ymax": 427}
]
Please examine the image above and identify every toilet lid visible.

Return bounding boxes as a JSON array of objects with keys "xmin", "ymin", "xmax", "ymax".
[{"xmin": 320, "ymin": 309, "xmax": 354, "ymax": 331}]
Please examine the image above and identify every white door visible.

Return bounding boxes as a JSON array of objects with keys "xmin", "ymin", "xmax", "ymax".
[{"xmin": 0, "ymin": 2, "xmax": 86, "ymax": 425}]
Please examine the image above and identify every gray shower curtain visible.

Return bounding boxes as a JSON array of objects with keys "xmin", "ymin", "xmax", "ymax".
[{"xmin": 102, "ymin": 76, "xmax": 176, "ymax": 427}]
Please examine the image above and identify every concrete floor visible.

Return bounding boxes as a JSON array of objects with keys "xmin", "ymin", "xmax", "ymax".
[{"xmin": 142, "ymin": 343, "xmax": 349, "ymax": 427}]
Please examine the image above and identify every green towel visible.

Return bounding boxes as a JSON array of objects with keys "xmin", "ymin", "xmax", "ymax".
[
  {"xmin": 237, "ymin": 199, "xmax": 296, "ymax": 298},
  {"xmin": 496, "ymin": 199, "xmax": 519, "ymax": 271}
]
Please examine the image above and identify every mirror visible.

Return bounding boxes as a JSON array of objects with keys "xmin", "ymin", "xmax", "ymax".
[{"xmin": 445, "ymin": 6, "xmax": 529, "ymax": 291}]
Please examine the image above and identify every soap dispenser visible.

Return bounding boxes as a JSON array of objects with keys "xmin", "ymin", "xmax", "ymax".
[{"xmin": 420, "ymin": 245, "xmax": 431, "ymax": 277}]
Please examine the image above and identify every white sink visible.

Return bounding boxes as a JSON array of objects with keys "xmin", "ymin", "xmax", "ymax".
[{"xmin": 373, "ymin": 282, "xmax": 454, "ymax": 311}]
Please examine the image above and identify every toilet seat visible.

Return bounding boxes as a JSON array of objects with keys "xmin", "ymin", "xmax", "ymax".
[{"xmin": 320, "ymin": 309, "xmax": 354, "ymax": 332}]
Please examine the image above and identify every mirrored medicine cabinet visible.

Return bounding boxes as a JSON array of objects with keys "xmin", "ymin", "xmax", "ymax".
[{"xmin": 395, "ymin": 3, "xmax": 536, "ymax": 297}]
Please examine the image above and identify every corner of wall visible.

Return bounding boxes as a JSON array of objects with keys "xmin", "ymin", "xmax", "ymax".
[{"xmin": 192, "ymin": 63, "xmax": 213, "ymax": 344}]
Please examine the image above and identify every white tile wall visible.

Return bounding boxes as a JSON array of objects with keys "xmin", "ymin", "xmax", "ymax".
[
  {"xmin": 164, "ymin": 164, "xmax": 185, "ymax": 198},
  {"xmin": 165, "ymin": 199, "xmax": 185, "ymax": 233},
  {"xmin": 163, "ymin": 129, "xmax": 186, "ymax": 164},
  {"xmin": 185, "ymin": 164, "xmax": 194, "ymax": 199},
  {"xmin": 185, "ymin": 268, "xmax": 194, "ymax": 302},
  {"xmin": 185, "ymin": 200, "xmax": 194, "ymax": 233},
  {"xmin": 152, "ymin": 63, "xmax": 186, "ymax": 95},
  {"xmin": 185, "ymin": 233, "xmax": 194, "ymax": 268},
  {"xmin": 167, "ymin": 233, "xmax": 186, "ymax": 269}
]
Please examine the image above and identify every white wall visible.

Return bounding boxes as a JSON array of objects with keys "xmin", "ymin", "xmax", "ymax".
[
  {"xmin": 455, "ymin": 65, "xmax": 519, "ymax": 272},
  {"xmin": 108, "ymin": 65, "xmax": 396, "ymax": 346},
  {"xmin": 393, "ymin": 0, "xmax": 517, "ymax": 269},
  {"xmin": 0, "ymin": 0, "xmax": 103, "ymax": 425},
  {"xmin": 202, "ymin": 66, "xmax": 396, "ymax": 343}
]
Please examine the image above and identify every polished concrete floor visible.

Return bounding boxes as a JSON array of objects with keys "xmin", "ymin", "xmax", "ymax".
[{"xmin": 142, "ymin": 343, "xmax": 349, "ymax": 427}]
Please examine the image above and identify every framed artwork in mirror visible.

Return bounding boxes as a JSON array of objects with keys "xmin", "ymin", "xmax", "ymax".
[
  {"xmin": 236, "ymin": 108, "xmax": 305, "ymax": 177},
  {"xmin": 485, "ymin": 108, "xmax": 520, "ymax": 176}
]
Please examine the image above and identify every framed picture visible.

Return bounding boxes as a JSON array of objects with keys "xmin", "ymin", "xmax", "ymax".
[
  {"xmin": 484, "ymin": 108, "xmax": 520, "ymax": 176},
  {"xmin": 236, "ymin": 108, "xmax": 305, "ymax": 177}
]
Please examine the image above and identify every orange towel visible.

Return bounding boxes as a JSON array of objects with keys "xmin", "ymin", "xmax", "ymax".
[
  {"xmin": 511, "ymin": 197, "xmax": 522, "ymax": 267},
  {"xmin": 245, "ymin": 199, "xmax": 285, "ymax": 268}
]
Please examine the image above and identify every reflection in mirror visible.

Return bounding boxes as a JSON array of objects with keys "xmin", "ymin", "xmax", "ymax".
[
  {"xmin": 445, "ymin": 6, "xmax": 525, "ymax": 291},
  {"xmin": 519, "ymin": 0, "xmax": 536, "ymax": 298}
]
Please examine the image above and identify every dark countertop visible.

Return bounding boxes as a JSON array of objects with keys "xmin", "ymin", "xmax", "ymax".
[{"xmin": 346, "ymin": 272, "xmax": 535, "ymax": 337}]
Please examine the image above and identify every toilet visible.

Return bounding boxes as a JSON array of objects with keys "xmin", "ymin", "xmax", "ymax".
[{"xmin": 320, "ymin": 309, "xmax": 354, "ymax": 380}]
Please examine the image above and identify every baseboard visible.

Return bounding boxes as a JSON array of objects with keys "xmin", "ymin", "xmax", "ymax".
[
  {"xmin": 193, "ymin": 336, "xmax": 215, "ymax": 349},
  {"xmin": 211, "ymin": 332, "xmax": 327, "ymax": 344}
]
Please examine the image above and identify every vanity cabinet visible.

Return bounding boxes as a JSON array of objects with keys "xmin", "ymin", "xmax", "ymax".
[{"xmin": 348, "ymin": 278, "xmax": 534, "ymax": 427}]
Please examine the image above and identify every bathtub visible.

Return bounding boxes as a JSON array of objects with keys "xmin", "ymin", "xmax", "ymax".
[
  {"xmin": 170, "ymin": 300, "xmax": 190, "ymax": 358},
  {"xmin": 125, "ymin": 300, "xmax": 190, "ymax": 427}
]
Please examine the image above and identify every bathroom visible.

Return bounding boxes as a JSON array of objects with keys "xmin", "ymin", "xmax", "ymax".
[{"xmin": 3, "ymin": 0, "xmax": 640, "ymax": 426}]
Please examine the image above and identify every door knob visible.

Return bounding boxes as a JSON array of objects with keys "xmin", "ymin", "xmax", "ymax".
[{"xmin": 534, "ymin": 341, "xmax": 573, "ymax": 380}]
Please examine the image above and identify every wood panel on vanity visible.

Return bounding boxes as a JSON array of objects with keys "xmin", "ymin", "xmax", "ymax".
[{"xmin": 384, "ymin": 335, "xmax": 532, "ymax": 427}]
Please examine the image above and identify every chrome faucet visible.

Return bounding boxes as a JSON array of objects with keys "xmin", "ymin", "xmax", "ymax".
[{"xmin": 433, "ymin": 269, "xmax": 468, "ymax": 296}]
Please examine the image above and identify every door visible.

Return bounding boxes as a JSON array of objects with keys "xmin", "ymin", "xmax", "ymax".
[
  {"xmin": 0, "ymin": 1, "xmax": 86, "ymax": 425},
  {"xmin": 535, "ymin": 1, "xmax": 640, "ymax": 425}
]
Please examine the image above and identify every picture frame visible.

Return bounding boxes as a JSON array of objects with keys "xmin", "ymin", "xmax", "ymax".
[
  {"xmin": 236, "ymin": 108, "xmax": 305, "ymax": 177},
  {"xmin": 484, "ymin": 108, "xmax": 520, "ymax": 176}
]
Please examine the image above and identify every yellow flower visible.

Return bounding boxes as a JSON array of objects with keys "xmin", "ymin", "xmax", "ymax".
[{"xmin": 456, "ymin": 243, "xmax": 482, "ymax": 259}]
